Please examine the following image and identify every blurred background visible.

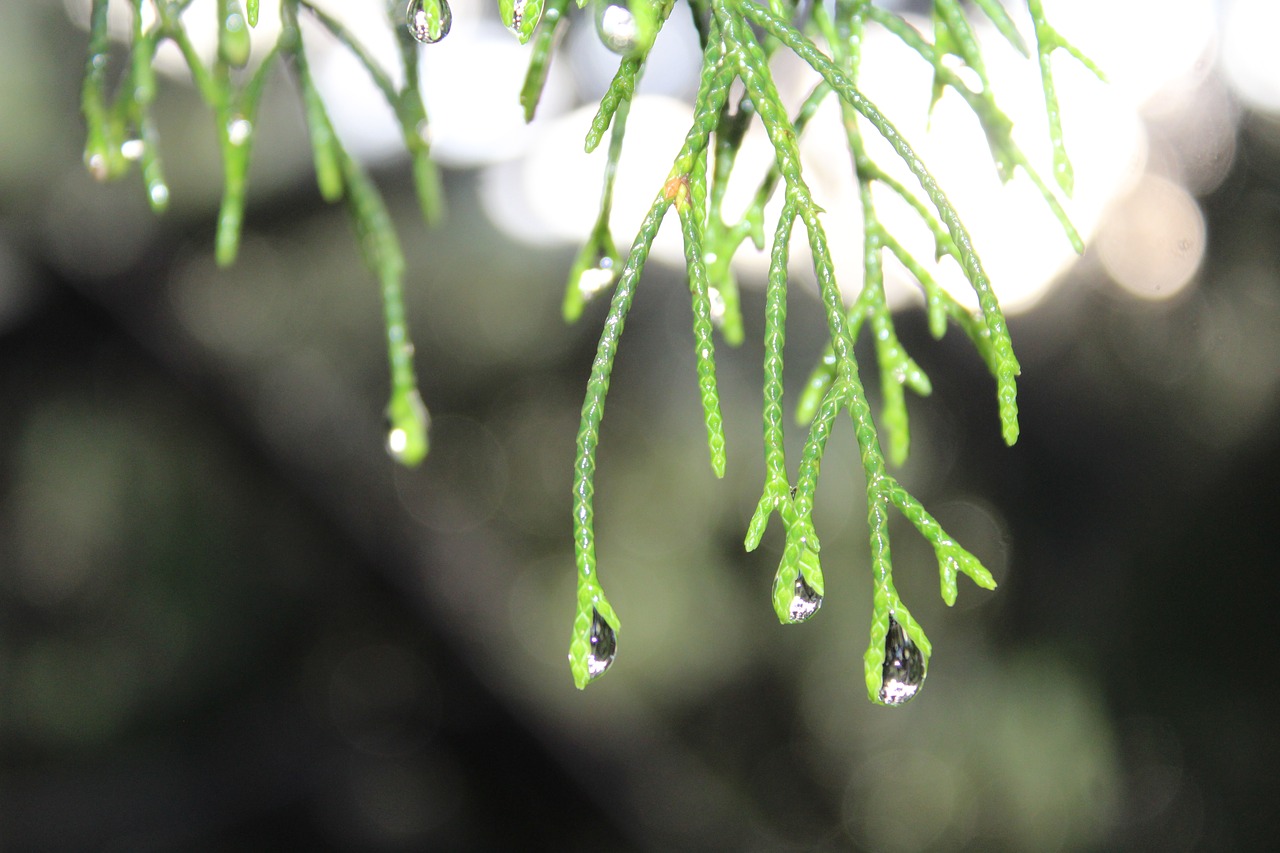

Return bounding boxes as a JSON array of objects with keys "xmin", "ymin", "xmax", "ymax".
[{"xmin": 1, "ymin": 0, "xmax": 1278, "ymax": 849}]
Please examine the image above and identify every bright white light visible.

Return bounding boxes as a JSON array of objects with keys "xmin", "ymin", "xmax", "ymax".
[
  {"xmin": 309, "ymin": 0, "xmax": 407, "ymax": 163},
  {"xmin": 1043, "ymin": 0, "xmax": 1218, "ymax": 112},
  {"xmin": 1222, "ymin": 0, "xmax": 1280, "ymax": 113},
  {"xmin": 787, "ymin": 16, "xmax": 1143, "ymax": 315},
  {"xmin": 481, "ymin": 95, "xmax": 700, "ymax": 265},
  {"xmin": 387, "ymin": 427, "xmax": 409, "ymax": 456},
  {"xmin": 65, "ymin": 0, "xmax": 1231, "ymax": 317},
  {"xmin": 486, "ymin": 7, "xmax": 1173, "ymax": 317},
  {"xmin": 418, "ymin": 23, "xmax": 572, "ymax": 167}
]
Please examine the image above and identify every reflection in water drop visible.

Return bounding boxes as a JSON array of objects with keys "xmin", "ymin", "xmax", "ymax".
[
  {"xmin": 595, "ymin": 1, "xmax": 639, "ymax": 55},
  {"xmin": 406, "ymin": 0, "xmax": 453, "ymax": 44},
  {"xmin": 587, "ymin": 609, "xmax": 616, "ymax": 679},
  {"xmin": 788, "ymin": 574, "xmax": 822, "ymax": 622},
  {"xmin": 120, "ymin": 139, "xmax": 144, "ymax": 161},
  {"xmin": 879, "ymin": 614, "xmax": 924, "ymax": 705},
  {"xmin": 506, "ymin": 0, "xmax": 530, "ymax": 37}
]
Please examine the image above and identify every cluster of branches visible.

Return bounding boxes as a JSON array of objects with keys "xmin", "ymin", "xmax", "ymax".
[
  {"xmin": 81, "ymin": 0, "xmax": 1097, "ymax": 704},
  {"xmin": 548, "ymin": 0, "xmax": 1097, "ymax": 703}
]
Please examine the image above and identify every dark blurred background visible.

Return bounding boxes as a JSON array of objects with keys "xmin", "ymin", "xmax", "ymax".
[{"xmin": 2, "ymin": 0, "xmax": 1278, "ymax": 850}]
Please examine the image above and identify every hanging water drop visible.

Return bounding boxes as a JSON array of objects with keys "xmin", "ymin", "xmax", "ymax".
[
  {"xmin": 577, "ymin": 255, "xmax": 616, "ymax": 302},
  {"xmin": 227, "ymin": 117, "xmax": 252, "ymax": 146},
  {"xmin": 587, "ymin": 609, "xmax": 617, "ymax": 679},
  {"xmin": 879, "ymin": 614, "xmax": 925, "ymax": 705},
  {"xmin": 86, "ymin": 152, "xmax": 109, "ymax": 181},
  {"xmin": 219, "ymin": 0, "xmax": 252, "ymax": 69},
  {"xmin": 708, "ymin": 285, "xmax": 726, "ymax": 328},
  {"xmin": 385, "ymin": 389, "xmax": 430, "ymax": 466},
  {"xmin": 788, "ymin": 573, "xmax": 822, "ymax": 622},
  {"xmin": 120, "ymin": 139, "xmax": 144, "ymax": 161},
  {"xmin": 406, "ymin": 0, "xmax": 452, "ymax": 44},
  {"xmin": 595, "ymin": 1, "xmax": 639, "ymax": 55}
]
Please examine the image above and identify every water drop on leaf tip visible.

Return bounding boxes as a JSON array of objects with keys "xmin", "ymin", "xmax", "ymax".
[
  {"xmin": 86, "ymin": 152, "xmax": 108, "ymax": 181},
  {"xmin": 406, "ymin": 0, "xmax": 453, "ymax": 44},
  {"xmin": 587, "ymin": 609, "xmax": 616, "ymax": 679},
  {"xmin": 788, "ymin": 574, "xmax": 822, "ymax": 622},
  {"xmin": 385, "ymin": 390, "xmax": 430, "ymax": 466},
  {"xmin": 227, "ymin": 117, "xmax": 252, "ymax": 146},
  {"xmin": 577, "ymin": 256, "xmax": 616, "ymax": 301},
  {"xmin": 879, "ymin": 614, "xmax": 925, "ymax": 705},
  {"xmin": 708, "ymin": 286, "xmax": 726, "ymax": 328},
  {"xmin": 595, "ymin": 2, "xmax": 640, "ymax": 55}
]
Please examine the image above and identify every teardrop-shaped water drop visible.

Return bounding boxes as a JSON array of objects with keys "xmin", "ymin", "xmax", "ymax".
[
  {"xmin": 587, "ymin": 609, "xmax": 617, "ymax": 679},
  {"xmin": 406, "ymin": 0, "xmax": 452, "ymax": 44},
  {"xmin": 879, "ymin": 614, "xmax": 925, "ymax": 705},
  {"xmin": 595, "ymin": 1, "xmax": 639, "ymax": 55},
  {"xmin": 788, "ymin": 573, "xmax": 822, "ymax": 622}
]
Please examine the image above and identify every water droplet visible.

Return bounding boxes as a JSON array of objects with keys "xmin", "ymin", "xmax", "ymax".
[
  {"xmin": 406, "ymin": 0, "xmax": 452, "ymax": 44},
  {"xmin": 220, "ymin": 3, "xmax": 252, "ymax": 68},
  {"xmin": 788, "ymin": 574, "xmax": 822, "ymax": 622},
  {"xmin": 595, "ymin": 1, "xmax": 639, "ymax": 55},
  {"xmin": 385, "ymin": 389, "xmax": 430, "ymax": 466},
  {"xmin": 149, "ymin": 183, "xmax": 170, "ymax": 207},
  {"xmin": 577, "ymin": 255, "xmax": 617, "ymax": 301},
  {"xmin": 879, "ymin": 614, "xmax": 925, "ymax": 705},
  {"xmin": 120, "ymin": 139, "xmax": 144, "ymax": 161},
  {"xmin": 227, "ymin": 117, "xmax": 252, "ymax": 146},
  {"xmin": 587, "ymin": 609, "xmax": 616, "ymax": 679},
  {"xmin": 708, "ymin": 286, "xmax": 726, "ymax": 327},
  {"xmin": 86, "ymin": 152, "xmax": 108, "ymax": 181}
]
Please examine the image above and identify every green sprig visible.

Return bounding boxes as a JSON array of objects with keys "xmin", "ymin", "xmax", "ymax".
[{"xmin": 79, "ymin": 0, "xmax": 1092, "ymax": 703}]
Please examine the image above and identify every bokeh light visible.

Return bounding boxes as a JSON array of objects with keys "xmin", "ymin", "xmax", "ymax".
[{"xmin": 1098, "ymin": 174, "xmax": 1205, "ymax": 300}]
